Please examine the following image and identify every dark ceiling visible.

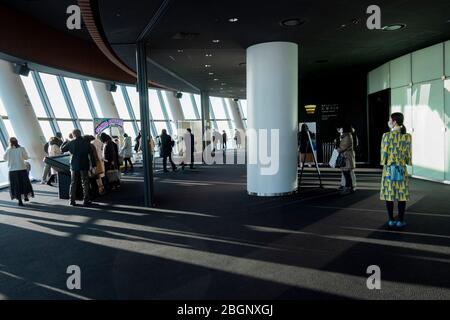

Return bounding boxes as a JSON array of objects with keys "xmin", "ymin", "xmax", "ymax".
[{"xmin": 1, "ymin": 0, "xmax": 450, "ymax": 98}]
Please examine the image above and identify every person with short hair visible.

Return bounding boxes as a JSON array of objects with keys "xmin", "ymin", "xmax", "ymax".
[
  {"xmin": 222, "ymin": 130, "xmax": 228, "ymax": 150},
  {"xmin": 3, "ymin": 137, "xmax": 34, "ymax": 206},
  {"xmin": 61, "ymin": 129, "xmax": 96, "ymax": 206},
  {"xmin": 181, "ymin": 128, "xmax": 195, "ymax": 170}
]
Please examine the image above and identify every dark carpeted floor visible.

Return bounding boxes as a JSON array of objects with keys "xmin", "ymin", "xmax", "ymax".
[{"xmin": 0, "ymin": 159, "xmax": 450, "ymax": 300}]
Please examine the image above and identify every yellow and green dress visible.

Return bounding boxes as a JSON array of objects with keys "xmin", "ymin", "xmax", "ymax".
[{"xmin": 380, "ymin": 130, "xmax": 412, "ymax": 202}]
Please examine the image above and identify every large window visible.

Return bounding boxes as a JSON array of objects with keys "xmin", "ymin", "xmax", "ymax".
[
  {"xmin": 20, "ymin": 75, "xmax": 47, "ymax": 118},
  {"xmin": 58, "ymin": 121, "xmax": 76, "ymax": 139},
  {"xmin": 65, "ymin": 77, "xmax": 92, "ymax": 119},
  {"xmin": 39, "ymin": 120, "xmax": 54, "ymax": 140},
  {"xmin": 210, "ymin": 97, "xmax": 227, "ymax": 119},
  {"xmin": 125, "ymin": 86, "xmax": 141, "ymax": 120},
  {"xmin": 149, "ymin": 89, "xmax": 165, "ymax": 120},
  {"xmin": 86, "ymin": 81, "xmax": 104, "ymax": 117},
  {"xmin": 40, "ymin": 73, "xmax": 71, "ymax": 118},
  {"xmin": 80, "ymin": 121, "xmax": 94, "ymax": 136},
  {"xmin": 180, "ymin": 92, "xmax": 197, "ymax": 119},
  {"xmin": 112, "ymin": 90, "xmax": 131, "ymax": 120}
]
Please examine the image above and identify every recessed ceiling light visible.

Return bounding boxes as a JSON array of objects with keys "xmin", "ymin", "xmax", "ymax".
[
  {"xmin": 177, "ymin": 49, "xmax": 183, "ymax": 53},
  {"xmin": 212, "ymin": 39, "xmax": 220, "ymax": 43},
  {"xmin": 213, "ymin": 78, "xmax": 219, "ymax": 81},
  {"xmin": 205, "ymin": 64, "xmax": 211, "ymax": 68},
  {"xmin": 280, "ymin": 18, "xmax": 305, "ymax": 28},
  {"xmin": 228, "ymin": 18, "xmax": 239, "ymax": 23},
  {"xmin": 205, "ymin": 53, "xmax": 213, "ymax": 57},
  {"xmin": 208, "ymin": 72, "xmax": 214, "ymax": 75},
  {"xmin": 381, "ymin": 23, "xmax": 406, "ymax": 31}
]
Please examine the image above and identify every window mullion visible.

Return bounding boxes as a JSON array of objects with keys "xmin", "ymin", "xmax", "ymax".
[
  {"xmin": 190, "ymin": 93, "xmax": 201, "ymax": 119},
  {"xmin": 156, "ymin": 90, "xmax": 173, "ymax": 135},
  {"xmin": 32, "ymin": 72, "xmax": 59, "ymax": 135},
  {"xmin": 58, "ymin": 76, "xmax": 81, "ymax": 132},
  {"xmin": 81, "ymin": 80, "xmax": 98, "ymax": 119}
]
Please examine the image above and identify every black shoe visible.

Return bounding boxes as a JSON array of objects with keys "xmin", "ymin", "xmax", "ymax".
[
  {"xmin": 69, "ymin": 201, "xmax": 77, "ymax": 206},
  {"xmin": 24, "ymin": 197, "xmax": 29, "ymax": 202},
  {"xmin": 83, "ymin": 200, "xmax": 92, "ymax": 206},
  {"xmin": 18, "ymin": 201, "xmax": 24, "ymax": 207}
]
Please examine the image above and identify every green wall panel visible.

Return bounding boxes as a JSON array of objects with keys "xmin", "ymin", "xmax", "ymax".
[
  {"xmin": 390, "ymin": 54, "xmax": 411, "ymax": 89},
  {"xmin": 412, "ymin": 79, "xmax": 445, "ymax": 181},
  {"xmin": 368, "ymin": 63, "xmax": 390, "ymax": 94},
  {"xmin": 412, "ymin": 43, "xmax": 444, "ymax": 83}
]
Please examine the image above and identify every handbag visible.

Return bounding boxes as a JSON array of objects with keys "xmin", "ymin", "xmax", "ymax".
[
  {"xmin": 336, "ymin": 153, "xmax": 346, "ymax": 168},
  {"xmin": 106, "ymin": 169, "xmax": 120, "ymax": 183},
  {"xmin": 388, "ymin": 163, "xmax": 404, "ymax": 182},
  {"xmin": 329, "ymin": 149, "xmax": 339, "ymax": 168}
]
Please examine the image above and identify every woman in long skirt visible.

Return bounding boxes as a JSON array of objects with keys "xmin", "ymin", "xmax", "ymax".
[{"xmin": 3, "ymin": 137, "xmax": 34, "ymax": 206}]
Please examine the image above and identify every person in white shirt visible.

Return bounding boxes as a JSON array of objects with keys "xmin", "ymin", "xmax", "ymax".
[{"xmin": 3, "ymin": 137, "xmax": 34, "ymax": 206}]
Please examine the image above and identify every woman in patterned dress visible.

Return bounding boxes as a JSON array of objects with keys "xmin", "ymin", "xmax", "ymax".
[{"xmin": 380, "ymin": 112, "xmax": 412, "ymax": 229}]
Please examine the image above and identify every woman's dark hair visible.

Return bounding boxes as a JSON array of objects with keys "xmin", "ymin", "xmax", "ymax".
[
  {"xmin": 100, "ymin": 132, "xmax": 111, "ymax": 143},
  {"xmin": 301, "ymin": 124, "xmax": 309, "ymax": 133},
  {"xmin": 342, "ymin": 123, "xmax": 353, "ymax": 133},
  {"xmin": 391, "ymin": 112, "xmax": 407, "ymax": 134},
  {"xmin": 9, "ymin": 137, "xmax": 19, "ymax": 148}
]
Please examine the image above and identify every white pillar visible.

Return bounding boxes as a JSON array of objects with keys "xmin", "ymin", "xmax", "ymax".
[
  {"xmin": 0, "ymin": 60, "xmax": 46, "ymax": 179},
  {"xmin": 247, "ymin": 42, "xmax": 298, "ymax": 196},
  {"xmin": 227, "ymin": 98, "xmax": 245, "ymax": 130},
  {"xmin": 92, "ymin": 81, "xmax": 120, "ymax": 118},
  {"xmin": 164, "ymin": 91, "xmax": 185, "ymax": 123}
]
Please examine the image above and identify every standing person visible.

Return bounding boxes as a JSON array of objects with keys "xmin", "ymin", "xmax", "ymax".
[
  {"xmin": 338, "ymin": 125, "xmax": 358, "ymax": 190},
  {"xmin": 234, "ymin": 129, "xmax": 242, "ymax": 149},
  {"xmin": 222, "ymin": 130, "xmax": 228, "ymax": 150},
  {"xmin": 61, "ymin": 129, "xmax": 96, "ymax": 206},
  {"xmin": 120, "ymin": 133, "xmax": 134, "ymax": 173},
  {"xmin": 46, "ymin": 137, "xmax": 62, "ymax": 186},
  {"xmin": 3, "ymin": 137, "xmax": 34, "ymax": 206},
  {"xmin": 159, "ymin": 129, "xmax": 177, "ymax": 173},
  {"xmin": 90, "ymin": 135, "xmax": 105, "ymax": 195},
  {"xmin": 41, "ymin": 137, "xmax": 52, "ymax": 184},
  {"xmin": 336, "ymin": 124, "xmax": 356, "ymax": 195},
  {"xmin": 181, "ymin": 128, "xmax": 195, "ymax": 170},
  {"xmin": 298, "ymin": 124, "xmax": 309, "ymax": 167},
  {"xmin": 134, "ymin": 131, "xmax": 142, "ymax": 153},
  {"xmin": 380, "ymin": 112, "xmax": 412, "ymax": 229},
  {"xmin": 101, "ymin": 133, "xmax": 121, "ymax": 191},
  {"xmin": 61, "ymin": 132, "xmax": 74, "ymax": 150}
]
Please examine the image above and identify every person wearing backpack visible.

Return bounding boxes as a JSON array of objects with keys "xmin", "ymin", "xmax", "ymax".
[{"xmin": 380, "ymin": 112, "xmax": 412, "ymax": 229}]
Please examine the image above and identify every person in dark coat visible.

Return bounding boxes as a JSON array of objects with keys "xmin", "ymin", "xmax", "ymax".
[
  {"xmin": 61, "ymin": 129, "xmax": 96, "ymax": 206},
  {"xmin": 100, "ymin": 132, "xmax": 121, "ymax": 190},
  {"xmin": 159, "ymin": 129, "xmax": 177, "ymax": 173}
]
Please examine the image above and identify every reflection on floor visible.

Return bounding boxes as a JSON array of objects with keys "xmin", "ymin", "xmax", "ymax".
[{"xmin": 0, "ymin": 163, "xmax": 450, "ymax": 300}]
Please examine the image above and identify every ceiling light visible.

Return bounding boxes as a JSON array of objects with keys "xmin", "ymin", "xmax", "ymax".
[
  {"xmin": 205, "ymin": 53, "xmax": 213, "ymax": 57},
  {"xmin": 208, "ymin": 72, "xmax": 214, "ymax": 75},
  {"xmin": 221, "ymin": 83, "xmax": 226, "ymax": 86},
  {"xmin": 205, "ymin": 64, "xmax": 211, "ymax": 68},
  {"xmin": 212, "ymin": 39, "xmax": 220, "ymax": 43},
  {"xmin": 381, "ymin": 23, "xmax": 406, "ymax": 31},
  {"xmin": 280, "ymin": 18, "xmax": 304, "ymax": 28},
  {"xmin": 228, "ymin": 18, "xmax": 239, "ymax": 23},
  {"xmin": 177, "ymin": 49, "xmax": 184, "ymax": 53},
  {"xmin": 214, "ymin": 78, "xmax": 219, "ymax": 81}
]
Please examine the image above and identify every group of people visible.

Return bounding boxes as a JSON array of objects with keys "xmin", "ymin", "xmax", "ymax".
[
  {"xmin": 211, "ymin": 129, "xmax": 243, "ymax": 152},
  {"xmin": 4, "ymin": 112, "xmax": 412, "ymax": 229}
]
